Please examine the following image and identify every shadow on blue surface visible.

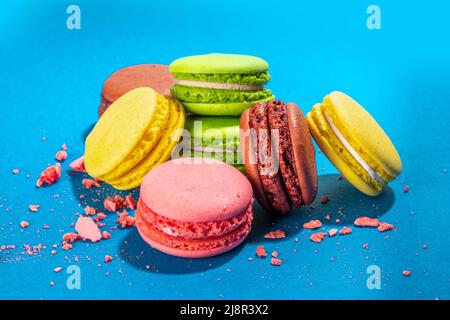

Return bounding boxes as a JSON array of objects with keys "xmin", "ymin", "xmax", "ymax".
[
  {"xmin": 119, "ymin": 228, "xmax": 243, "ymax": 274},
  {"xmin": 248, "ymin": 174, "xmax": 395, "ymax": 242}
]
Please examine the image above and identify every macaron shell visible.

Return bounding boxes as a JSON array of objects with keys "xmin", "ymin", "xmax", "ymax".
[
  {"xmin": 286, "ymin": 103, "xmax": 318, "ymax": 204},
  {"xmin": 140, "ymin": 158, "xmax": 253, "ymax": 222},
  {"xmin": 307, "ymin": 110, "xmax": 380, "ymax": 196},
  {"xmin": 135, "ymin": 207, "xmax": 250, "ymax": 258},
  {"xmin": 326, "ymin": 91, "xmax": 402, "ymax": 178},
  {"xmin": 183, "ymin": 97, "xmax": 274, "ymax": 116},
  {"xmin": 240, "ymin": 109, "xmax": 273, "ymax": 212},
  {"xmin": 169, "ymin": 53, "xmax": 269, "ymax": 74},
  {"xmin": 85, "ymin": 88, "xmax": 168, "ymax": 179},
  {"xmin": 109, "ymin": 99, "xmax": 185, "ymax": 190},
  {"xmin": 102, "ymin": 64, "xmax": 175, "ymax": 102}
]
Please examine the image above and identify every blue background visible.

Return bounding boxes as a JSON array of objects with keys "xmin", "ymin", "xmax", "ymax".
[{"xmin": 0, "ymin": 0, "xmax": 449, "ymax": 300}]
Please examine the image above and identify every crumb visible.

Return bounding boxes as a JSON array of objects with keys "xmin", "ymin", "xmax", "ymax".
[
  {"xmin": 54, "ymin": 267, "xmax": 63, "ymax": 273},
  {"xmin": 104, "ymin": 255, "xmax": 113, "ymax": 263},
  {"xmin": 320, "ymin": 195, "xmax": 329, "ymax": 204},
  {"xmin": 354, "ymin": 216, "xmax": 380, "ymax": 227},
  {"xmin": 82, "ymin": 179, "xmax": 100, "ymax": 189},
  {"xmin": 378, "ymin": 222, "xmax": 394, "ymax": 232},
  {"xmin": 84, "ymin": 205, "xmax": 96, "ymax": 216},
  {"xmin": 303, "ymin": 219, "xmax": 322, "ymax": 229},
  {"xmin": 264, "ymin": 230, "xmax": 286, "ymax": 239},
  {"xmin": 20, "ymin": 221, "xmax": 29, "ymax": 228},
  {"xmin": 49, "ymin": 281, "xmax": 55, "ymax": 286},
  {"xmin": 403, "ymin": 185, "xmax": 410, "ymax": 193},
  {"xmin": 63, "ymin": 233, "xmax": 79, "ymax": 243},
  {"xmin": 271, "ymin": 251, "xmax": 278, "ymax": 258},
  {"xmin": 256, "ymin": 245, "xmax": 267, "ymax": 258},
  {"xmin": 102, "ymin": 231, "xmax": 111, "ymax": 239},
  {"xmin": 55, "ymin": 150, "xmax": 68, "ymax": 162},
  {"xmin": 363, "ymin": 243, "xmax": 369, "ymax": 249},
  {"xmin": 28, "ymin": 204, "xmax": 40, "ymax": 212},
  {"xmin": 117, "ymin": 210, "xmax": 135, "ymax": 228},
  {"xmin": 12, "ymin": 169, "xmax": 19, "ymax": 174},
  {"xmin": 36, "ymin": 163, "xmax": 61, "ymax": 187},
  {"xmin": 104, "ymin": 197, "xmax": 118, "ymax": 212},
  {"xmin": 339, "ymin": 226, "xmax": 352, "ymax": 235},
  {"xmin": 75, "ymin": 216, "xmax": 102, "ymax": 242},
  {"xmin": 330, "ymin": 257, "xmax": 335, "ymax": 262},
  {"xmin": 124, "ymin": 195, "xmax": 137, "ymax": 210},
  {"xmin": 423, "ymin": 245, "xmax": 428, "ymax": 250},
  {"xmin": 310, "ymin": 232, "xmax": 327, "ymax": 243},
  {"xmin": 402, "ymin": 270, "xmax": 411, "ymax": 277},
  {"xmin": 328, "ymin": 228, "xmax": 338, "ymax": 237},
  {"xmin": 324, "ymin": 215, "xmax": 331, "ymax": 221},
  {"xmin": 69, "ymin": 156, "xmax": 86, "ymax": 173},
  {"xmin": 248, "ymin": 257, "xmax": 254, "ymax": 261},
  {"xmin": 271, "ymin": 257, "xmax": 282, "ymax": 266},
  {"xmin": 62, "ymin": 243, "xmax": 72, "ymax": 250}
]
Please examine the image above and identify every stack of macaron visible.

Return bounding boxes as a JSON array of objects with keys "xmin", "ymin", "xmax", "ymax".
[
  {"xmin": 82, "ymin": 53, "xmax": 402, "ymax": 259},
  {"xmin": 168, "ymin": 53, "xmax": 273, "ymax": 170}
]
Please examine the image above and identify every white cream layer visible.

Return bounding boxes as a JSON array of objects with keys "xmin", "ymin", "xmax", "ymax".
[
  {"xmin": 324, "ymin": 112, "xmax": 385, "ymax": 185},
  {"xmin": 177, "ymin": 79, "xmax": 263, "ymax": 91}
]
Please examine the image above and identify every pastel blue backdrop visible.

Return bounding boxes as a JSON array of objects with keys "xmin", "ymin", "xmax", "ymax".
[{"xmin": 0, "ymin": 0, "xmax": 449, "ymax": 299}]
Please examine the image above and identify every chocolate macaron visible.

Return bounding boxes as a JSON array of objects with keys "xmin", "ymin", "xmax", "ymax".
[
  {"xmin": 240, "ymin": 100, "xmax": 318, "ymax": 214},
  {"xmin": 99, "ymin": 64, "xmax": 176, "ymax": 116}
]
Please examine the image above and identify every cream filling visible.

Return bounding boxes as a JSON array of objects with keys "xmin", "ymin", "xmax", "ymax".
[
  {"xmin": 324, "ymin": 112, "xmax": 385, "ymax": 185},
  {"xmin": 177, "ymin": 80, "xmax": 263, "ymax": 91}
]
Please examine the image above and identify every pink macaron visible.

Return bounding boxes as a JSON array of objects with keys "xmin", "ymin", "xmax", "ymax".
[{"xmin": 135, "ymin": 158, "xmax": 254, "ymax": 258}]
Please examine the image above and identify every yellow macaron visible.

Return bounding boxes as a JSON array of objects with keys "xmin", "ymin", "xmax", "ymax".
[
  {"xmin": 307, "ymin": 91, "xmax": 402, "ymax": 196},
  {"xmin": 85, "ymin": 87, "xmax": 185, "ymax": 190}
]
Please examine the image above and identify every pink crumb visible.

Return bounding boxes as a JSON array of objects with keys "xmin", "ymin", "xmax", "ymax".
[
  {"xmin": 20, "ymin": 221, "xmax": 29, "ymax": 228},
  {"xmin": 124, "ymin": 195, "xmax": 137, "ymax": 210},
  {"xmin": 12, "ymin": 169, "xmax": 19, "ymax": 174},
  {"xmin": 117, "ymin": 210, "xmax": 135, "ymax": 228},
  {"xmin": 339, "ymin": 226, "xmax": 352, "ymax": 235},
  {"xmin": 363, "ymin": 243, "xmax": 369, "ymax": 249},
  {"xmin": 378, "ymin": 222, "xmax": 394, "ymax": 232},
  {"xmin": 303, "ymin": 219, "xmax": 322, "ymax": 230},
  {"xmin": 62, "ymin": 232, "xmax": 79, "ymax": 243},
  {"xmin": 104, "ymin": 255, "xmax": 113, "ymax": 263},
  {"xmin": 264, "ymin": 230, "xmax": 286, "ymax": 239},
  {"xmin": 75, "ymin": 216, "xmax": 102, "ymax": 242},
  {"xmin": 54, "ymin": 267, "xmax": 63, "ymax": 273},
  {"xmin": 403, "ymin": 185, "xmax": 410, "ymax": 193},
  {"xmin": 102, "ymin": 231, "xmax": 111, "ymax": 239},
  {"xmin": 271, "ymin": 257, "xmax": 283, "ymax": 266},
  {"xmin": 82, "ymin": 179, "xmax": 100, "ymax": 189},
  {"xmin": 310, "ymin": 232, "xmax": 327, "ymax": 243},
  {"xmin": 61, "ymin": 144, "xmax": 68, "ymax": 151},
  {"xmin": 423, "ymin": 245, "xmax": 428, "ymax": 250},
  {"xmin": 256, "ymin": 245, "xmax": 267, "ymax": 258},
  {"xmin": 354, "ymin": 216, "xmax": 380, "ymax": 227},
  {"xmin": 28, "ymin": 204, "xmax": 40, "ymax": 212},
  {"xmin": 69, "ymin": 155, "xmax": 86, "ymax": 173},
  {"xmin": 328, "ymin": 228, "xmax": 338, "ymax": 237},
  {"xmin": 55, "ymin": 150, "xmax": 68, "ymax": 162},
  {"xmin": 320, "ymin": 195, "xmax": 329, "ymax": 204},
  {"xmin": 36, "ymin": 163, "xmax": 61, "ymax": 187},
  {"xmin": 104, "ymin": 197, "xmax": 118, "ymax": 212},
  {"xmin": 402, "ymin": 270, "xmax": 412, "ymax": 277}
]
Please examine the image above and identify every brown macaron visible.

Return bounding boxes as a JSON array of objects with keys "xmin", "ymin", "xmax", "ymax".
[
  {"xmin": 240, "ymin": 100, "xmax": 318, "ymax": 214},
  {"xmin": 99, "ymin": 64, "xmax": 176, "ymax": 116}
]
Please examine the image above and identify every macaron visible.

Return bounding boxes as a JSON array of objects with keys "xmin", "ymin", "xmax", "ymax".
[
  {"xmin": 99, "ymin": 64, "xmax": 176, "ymax": 116},
  {"xmin": 169, "ymin": 53, "xmax": 274, "ymax": 116},
  {"xmin": 135, "ymin": 158, "xmax": 254, "ymax": 258},
  {"xmin": 307, "ymin": 91, "xmax": 402, "ymax": 196},
  {"xmin": 85, "ymin": 87, "xmax": 185, "ymax": 190},
  {"xmin": 180, "ymin": 115, "xmax": 244, "ymax": 171},
  {"xmin": 240, "ymin": 100, "xmax": 318, "ymax": 214}
]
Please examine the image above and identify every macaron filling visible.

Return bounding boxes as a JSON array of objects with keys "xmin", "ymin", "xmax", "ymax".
[
  {"xmin": 171, "ymin": 85, "xmax": 273, "ymax": 104},
  {"xmin": 177, "ymin": 80, "xmax": 263, "ymax": 91},
  {"xmin": 324, "ymin": 112, "xmax": 386, "ymax": 185},
  {"xmin": 138, "ymin": 198, "xmax": 253, "ymax": 239},
  {"xmin": 172, "ymin": 72, "xmax": 270, "ymax": 85}
]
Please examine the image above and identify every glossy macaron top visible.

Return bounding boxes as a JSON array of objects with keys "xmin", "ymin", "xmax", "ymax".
[
  {"xmin": 86, "ymin": 88, "xmax": 160, "ymax": 178},
  {"xmin": 140, "ymin": 158, "xmax": 253, "ymax": 223},
  {"xmin": 324, "ymin": 91, "xmax": 402, "ymax": 177},
  {"xmin": 169, "ymin": 53, "xmax": 269, "ymax": 74},
  {"xmin": 102, "ymin": 64, "xmax": 175, "ymax": 101}
]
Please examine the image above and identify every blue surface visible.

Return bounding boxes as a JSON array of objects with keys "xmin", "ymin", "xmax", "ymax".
[{"xmin": 0, "ymin": 0, "xmax": 449, "ymax": 300}]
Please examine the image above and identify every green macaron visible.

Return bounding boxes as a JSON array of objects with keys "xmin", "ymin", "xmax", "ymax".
[
  {"xmin": 180, "ymin": 115, "xmax": 244, "ymax": 171},
  {"xmin": 169, "ymin": 53, "xmax": 274, "ymax": 116}
]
